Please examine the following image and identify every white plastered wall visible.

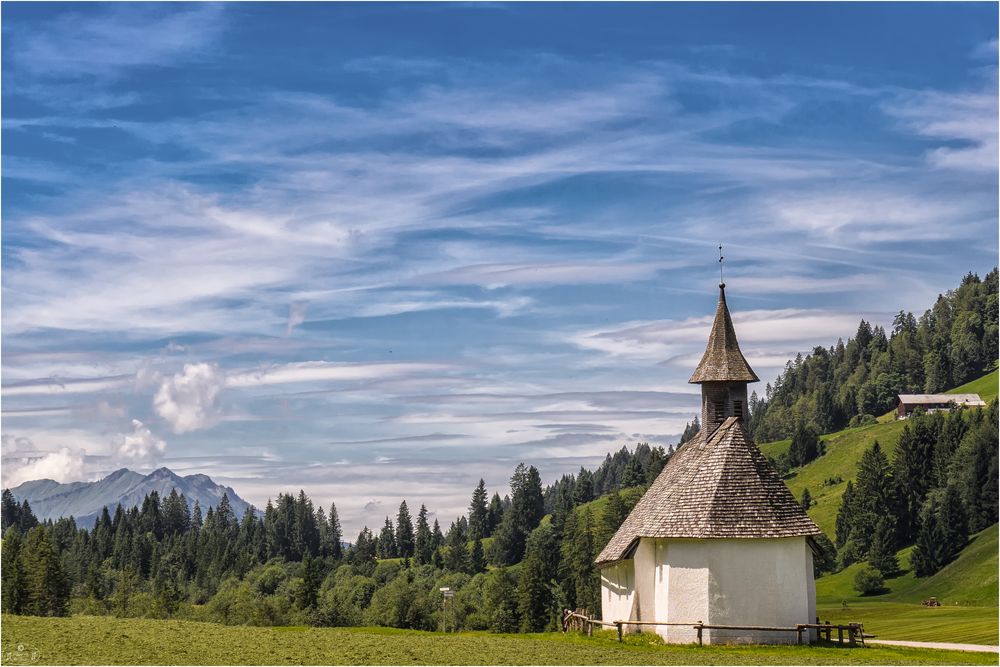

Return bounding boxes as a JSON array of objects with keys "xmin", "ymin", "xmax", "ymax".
[
  {"xmin": 601, "ymin": 536, "xmax": 816, "ymax": 645},
  {"xmin": 599, "ymin": 559, "xmax": 636, "ymax": 626}
]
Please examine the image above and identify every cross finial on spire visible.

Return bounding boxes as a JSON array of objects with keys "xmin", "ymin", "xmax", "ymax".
[{"xmin": 718, "ymin": 244, "xmax": 724, "ymax": 287}]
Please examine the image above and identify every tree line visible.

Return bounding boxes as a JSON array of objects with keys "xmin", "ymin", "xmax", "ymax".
[
  {"xmin": 0, "ymin": 451, "xmax": 669, "ymax": 631},
  {"xmin": 749, "ymin": 269, "xmax": 998, "ymax": 442}
]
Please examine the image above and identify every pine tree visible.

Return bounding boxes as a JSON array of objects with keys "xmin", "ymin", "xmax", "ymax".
[
  {"xmin": 867, "ymin": 516, "xmax": 899, "ymax": 576},
  {"xmin": 2, "ymin": 489, "xmax": 21, "ymax": 532},
  {"xmin": 573, "ymin": 468, "xmax": 594, "ymax": 504},
  {"xmin": 414, "ymin": 505, "xmax": 432, "ymax": 565},
  {"xmin": 444, "ymin": 522, "xmax": 469, "ymax": 573},
  {"xmin": 19, "ymin": 526, "xmax": 69, "ymax": 616},
  {"xmin": 298, "ymin": 554, "xmax": 321, "ymax": 609},
  {"xmin": 395, "ymin": 501, "xmax": 414, "ymax": 558},
  {"xmin": 487, "ymin": 492, "xmax": 504, "ymax": 535},
  {"xmin": 850, "ymin": 441, "xmax": 896, "ymax": 556},
  {"xmin": 517, "ymin": 524, "xmax": 557, "ymax": 632},
  {"xmin": 327, "ymin": 502, "xmax": 343, "ymax": 560},
  {"xmin": 191, "ymin": 500, "xmax": 203, "ymax": 531},
  {"xmin": 470, "ymin": 538, "xmax": 486, "ymax": 574},
  {"xmin": 620, "ymin": 456, "xmax": 644, "ymax": 488},
  {"xmin": 911, "ymin": 501, "xmax": 946, "ymax": 577},
  {"xmin": 599, "ymin": 490, "xmax": 629, "ymax": 546},
  {"xmin": 468, "ymin": 480, "xmax": 489, "ymax": 540},
  {"xmin": 570, "ymin": 509, "xmax": 598, "ymax": 614},
  {"xmin": 834, "ymin": 480, "xmax": 855, "ymax": 548},
  {"xmin": 800, "ymin": 488, "xmax": 812, "ymax": 511},
  {"xmin": 376, "ymin": 517, "xmax": 397, "ymax": 559},
  {"xmin": 1, "ymin": 527, "xmax": 24, "ymax": 613},
  {"xmin": 939, "ymin": 485, "xmax": 969, "ymax": 562},
  {"xmin": 893, "ymin": 420, "xmax": 936, "ymax": 543}
]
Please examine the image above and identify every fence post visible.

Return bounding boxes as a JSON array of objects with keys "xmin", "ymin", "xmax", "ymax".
[
  {"xmin": 696, "ymin": 622, "xmax": 703, "ymax": 646},
  {"xmin": 796, "ymin": 626, "xmax": 803, "ymax": 645},
  {"xmin": 587, "ymin": 615, "xmax": 593, "ymax": 637},
  {"xmin": 615, "ymin": 621, "xmax": 623, "ymax": 643}
]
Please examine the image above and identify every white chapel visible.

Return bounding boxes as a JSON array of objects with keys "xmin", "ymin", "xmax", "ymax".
[{"xmin": 595, "ymin": 281, "xmax": 822, "ymax": 644}]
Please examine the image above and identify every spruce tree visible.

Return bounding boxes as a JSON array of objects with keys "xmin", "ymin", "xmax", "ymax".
[
  {"xmin": 395, "ymin": 501, "xmax": 414, "ymax": 558},
  {"xmin": 376, "ymin": 517, "xmax": 397, "ymax": 559},
  {"xmin": 834, "ymin": 481, "xmax": 855, "ymax": 548},
  {"xmin": 328, "ymin": 502, "xmax": 343, "ymax": 560},
  {"xmin": 893, "ymin": 419, "xmax": 936, "ymax": 543},
  {"xmin": 19, "ymin": 526, "xmax": 69, "ymax": 616},
  {"xmin": 911, "ymin": 502, "xmax": 946, "ymax": 577},
  {"xmin": 470, "ymin": 538, "xmax": 487, "ymax": 574},
  {"xmin": 487, "ymin": 492, "xmax": 504, "ymax": 534},
  {"xmin": 432, "ymin": 519, "xmax": 445, "ymax": 549},
  {"xmin": 800, "ymin": 488, "xmax": 812, "ymax": 511},
  {"xmin": 939, "ymin": 485, "xmax": 969, "ymax": 561},
  {"xmin": 2, "ymin": 489, "xmax": 21, "ymax": 532},
  {"xmin": 414, "ymin": 505, "xmax": 432, "ymax": 565},
  {"xmin": 1, "ymin": 527, "xmax": 24, "ymax": 613},
  {"xmin": 468, "ymin": 480, "xmax": 489, "ymax": 540},
  {"xmin": 517, "ymin": 524, "xmax": 557, "ymax": 632},
  {"xmin": 599, "ymin": 490, "xmax": 628, "ymax": 546},
  {"xmin": 444, "ymin": 522, "xmax": 469, "ymax": 573},
  {"xmin": 867, "ymin": 516, "xmax": 899, "ymax": 576}
]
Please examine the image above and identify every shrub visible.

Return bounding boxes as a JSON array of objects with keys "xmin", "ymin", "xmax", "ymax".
[{"xmin": 853, "ymin": 567, "xmax": 885, "ymax": 596}]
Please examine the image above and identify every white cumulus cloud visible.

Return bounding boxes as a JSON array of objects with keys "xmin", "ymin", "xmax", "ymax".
[
  {"xmin": 116, "ymin": 419, "xmax": 166, "ymax": 463},
  {"xmin": 3, "ymin": 448, "xmax": 87, "ymax": 488},
  {"xmin": 154, "ymin": 363, "xmax": 224, "ymax": 433}
]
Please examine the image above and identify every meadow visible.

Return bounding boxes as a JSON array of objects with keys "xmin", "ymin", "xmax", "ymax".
[{"xmin": 2, "ymin": 615, "xmax": 996, "ymax": 666}]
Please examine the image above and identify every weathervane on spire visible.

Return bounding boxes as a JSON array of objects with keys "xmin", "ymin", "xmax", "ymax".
[{"xmin": 718, "ymin": 244, "xmax": 725, "ymax": 287}]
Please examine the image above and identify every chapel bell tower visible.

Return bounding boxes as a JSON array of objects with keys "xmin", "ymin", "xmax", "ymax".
[{"xmin": 688, "ymin": 276, "xmax": 759, "ymax": 437}]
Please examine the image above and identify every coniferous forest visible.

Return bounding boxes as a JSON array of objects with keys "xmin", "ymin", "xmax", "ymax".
[
  {"xmin": 748, "ymin": 269, "xmax": 998, "ymax": 442},
  {"xmin": 1, "ymin": 270, "xmax": 996, "ymax": 630},
  {"xmin": 0, "ymin": 452, "xmax": 663, "ymax": 632}
]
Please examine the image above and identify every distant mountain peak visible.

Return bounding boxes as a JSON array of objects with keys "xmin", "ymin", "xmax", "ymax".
[{"xmin": 10, "ymin": 466, "xmax": 255, "ymax": 529}]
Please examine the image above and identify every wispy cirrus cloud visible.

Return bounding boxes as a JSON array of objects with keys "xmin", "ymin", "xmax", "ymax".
[{"xmin": 11, "ymin": 4, "xmax": 227, "ymax": 80}]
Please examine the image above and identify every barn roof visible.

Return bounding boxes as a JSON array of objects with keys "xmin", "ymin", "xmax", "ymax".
[
  {"xmin": 898, "ymin": 393, "xmax": 985, "ymax": 406},
  {"xmin": 595, "ymin": 417, "xmax": 821, "ymax": 565},
  {"xmin": 689, "ymin": 284, "xmax": 759, "ymax": 384}
]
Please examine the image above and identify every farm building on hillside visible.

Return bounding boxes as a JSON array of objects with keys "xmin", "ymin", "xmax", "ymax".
[
  {"xmin": 595, "ymin": 281, "xmax": 822, "ymax": 645},
  {"xmin": 896, "ymin": 393, "xmax": 985, "ymax": 419}
]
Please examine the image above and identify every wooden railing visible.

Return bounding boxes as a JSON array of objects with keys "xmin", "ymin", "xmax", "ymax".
[{"xmin": 562, "ymin": 610, "xmax": 870, "ymax": 647}]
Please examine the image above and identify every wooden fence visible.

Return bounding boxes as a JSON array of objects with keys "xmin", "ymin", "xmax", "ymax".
[{"xmin": 562, "ymin": 610, "xmax": 870, "ymax": 647}]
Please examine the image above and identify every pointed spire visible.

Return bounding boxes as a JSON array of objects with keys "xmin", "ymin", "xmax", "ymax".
[{"xmin": 689, "ymin": 283, "xmax": 759, "ymax": 384}]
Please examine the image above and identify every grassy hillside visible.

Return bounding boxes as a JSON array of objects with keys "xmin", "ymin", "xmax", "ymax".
[
  {"xmin": 3, "ymin": 616, "xmax": 994, "ymax": 665},
  {"xmin": 755, "ymin": 370, "xmax": 998, "ymax": 645},
  {"xmin": 759, "ymin": 369, "xmax": 998, "ymax": 537},
  {"xmin": 815, "ymin": 525, "xmax": 997, "ymax": 644},
  {"xmin": 759, "ymin": 419, "xmax": 907, "ymax": 536},
  {"xmin": 949, "ymin": 368, "xmax": 999, "ymax": 403}
]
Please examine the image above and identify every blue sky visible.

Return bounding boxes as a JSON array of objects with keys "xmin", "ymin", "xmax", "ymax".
[{"xmin": 2, "ymin": 2, "xmax": 997, "ymax": 536}]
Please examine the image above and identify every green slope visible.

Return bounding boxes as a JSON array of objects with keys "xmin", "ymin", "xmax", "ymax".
[
  {"xmin": 759, "ymin": 369, "xmax": 998, "ymax": 537},
  {"xmin": 949, "ymin": 368, "xmax": 999, "ymax": 403},
  {"xmin": 759, "ymin": 419, "xmax": 907, "ymax": 536}
]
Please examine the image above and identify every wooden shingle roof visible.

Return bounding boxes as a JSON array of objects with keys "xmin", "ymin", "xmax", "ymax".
[
  {"xmin": 595, "ymin": 417, "xmax": 821, "ymax": 565},
  {"xmin": 689, "ymin": 284, "xmax": 759, "ymax": 384}
]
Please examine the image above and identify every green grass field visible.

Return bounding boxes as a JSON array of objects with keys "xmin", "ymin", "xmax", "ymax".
[
  {"xmin": 2, "ymin": 615, "xmax": 995, "ymax": 665},
  {"xmin": 815, "ymin": 525, "xmax": 998, "ymax": 644}
]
